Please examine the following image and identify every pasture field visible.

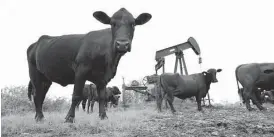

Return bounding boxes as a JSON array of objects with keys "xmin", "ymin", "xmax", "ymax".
[{"xmin": 2, "ymin": 99, "xmax": 274, "ymax": 137}]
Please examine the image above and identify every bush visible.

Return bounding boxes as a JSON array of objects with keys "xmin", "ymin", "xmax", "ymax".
[{"xmin": 1, "ymin": 85, "xmax": 69, "ymax": 116}]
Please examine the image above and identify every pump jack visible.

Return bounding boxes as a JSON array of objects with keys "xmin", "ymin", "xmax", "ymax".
[{"xmin": 154, "ymin": 37, "xmax": 212, "ymax": 106}]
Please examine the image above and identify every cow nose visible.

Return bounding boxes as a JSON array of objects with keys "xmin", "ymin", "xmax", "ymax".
[
  {"xmin": 116, "ymin": 40, "xmax": 130, "ymax": 46},
  {"xmin": 116, "ymin": 40, "xmax": 130, "ymax": 51}
]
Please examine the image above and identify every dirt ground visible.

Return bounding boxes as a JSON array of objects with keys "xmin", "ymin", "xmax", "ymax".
[{"xmin": 2, "ymin": 100, "xmax": 274, "ymax": 137}]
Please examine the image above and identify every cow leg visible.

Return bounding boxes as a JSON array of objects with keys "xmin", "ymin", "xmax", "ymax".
[
  {"xmin": 195, "ymin": 95, "xmax": 203, "ymax": 111},
  {"xmin": 105, "ymin": 102, "xmax": 108, "ymax": 111},
  {"xmin": 255, "ymin": 90, "xmax": 263, "ymax": 105},
  {"xmin": 97, "ymin": 86, "xmax": 108, "ymax": 119},
  {"xmin": 87, "ymin": 95, "xmax": 92, "ymax": 114},
  {"xmin": 166, "ymin": 94, "xmax": 176, "ymax": 114},
  {"xmin": 250, "ymin": 89, "xmax": 266, "ymax": 111},
  {"xmin": 87, "ymin": 99, "xmax": 90, "ymax": 114},
  {"xmin": 34, "ymin": 81, "xmax": 51, "ymax": 122},
  {"xmin": 155, "ymin": 86, "xmax": 164, "ymax": 112},
  {"xmin": 65, "ymin": 70, "xmax": 86, "ymax": 123},
  {"xmin": 82, "ymin": 98, "xmax": 87, "ymax": 111},
  {"xmin": 28, "ymin": 64, "xmax": 52, "ymax": 122},
  {"xmin": 90, "ymin": 100, "xmax": 96, "ymax": 113},
  {"xmin": 243, "ymin": 87, "xmax": 255, "ymax": 111},
  {"xmin": 164, "ymin": 98, "xmax": 169, "ymax": 109},
  {"xmin": 76, "ymin": 100, "xmax": 81, "ymax": 111}
]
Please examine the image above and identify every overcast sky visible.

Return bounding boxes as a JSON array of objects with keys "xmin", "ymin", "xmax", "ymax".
[{"xmin": 1, "ymin": 0, "xmax": 273, "ymax": 104}]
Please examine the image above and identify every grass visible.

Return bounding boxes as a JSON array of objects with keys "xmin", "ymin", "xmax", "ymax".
[{"xmin": 2, "ymin": 100, "xmax": 274, "ymax": 137}]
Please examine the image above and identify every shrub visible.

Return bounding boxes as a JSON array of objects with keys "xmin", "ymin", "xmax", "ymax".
[{"xmin": 1, "ymin": 85, "xmax": 69, "ymax": 116}]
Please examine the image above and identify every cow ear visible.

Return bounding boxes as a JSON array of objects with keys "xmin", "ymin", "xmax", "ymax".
[
  {"xmin": 264, "ymin": 69, "xmax": 274, "ymax": 74},
  {"xmin": 135, "ymin": 13, "xmax": 152, "ymax": 25},
  {"xmin": 202, "ymin": 71, "xmax": 208, "ymax": 76},
  {"xmin": 217, "ymin": 69, "xmax": 222, "ymax": 72},
  {"xmin": 93, "ymin": 11, "xmax": 111, "ymax": 24}
]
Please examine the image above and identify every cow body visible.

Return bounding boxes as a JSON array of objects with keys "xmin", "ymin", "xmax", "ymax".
[
  {"xmin": 76, "ymin": 84, "xmax": 97, "ymax": 111},
  {"xmin": 27, "ymin": 8, "xmax": 152, "ymax": 122},
  {"xmin": 156, "ymin": 68, "xmax": 222, "ymax": 113},
  {"xmin": 235, "ymin": 63, "xmax": 274, "ymax": 111},
  {"xmin": 76, "ymin": 85, "xmax": 121, "ymax": 113}
]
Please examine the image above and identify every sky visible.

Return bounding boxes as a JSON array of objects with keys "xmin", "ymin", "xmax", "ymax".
[{"xmin": 0, "ymin": 0, "xmax": 273, "ymax": 104}]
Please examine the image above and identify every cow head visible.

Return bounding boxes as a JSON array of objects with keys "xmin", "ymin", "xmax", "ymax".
[
  {"xmin": 93, "ymin": 8, "xmax": 152, "ymax": 53},
  {"xmin": 112, "ymin": 86, "xmax": 121, "ymax": 95},
  {"xmin": 202, "ymin": 68, "xmax": 222, "ymax": 83},
  {"xmin": 110, "ymin": 95, "xmax": 120, "ymax": 107}
]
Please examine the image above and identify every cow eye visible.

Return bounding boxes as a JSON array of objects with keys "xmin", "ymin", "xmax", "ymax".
[{"xmin": 131, "ymin": 23, "xmax": 135, "ymax": 28}]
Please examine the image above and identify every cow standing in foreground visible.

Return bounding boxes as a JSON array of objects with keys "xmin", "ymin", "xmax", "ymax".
[
  {"xmin": 156, "ymin": 68, "xmax": 222, "ymax": 113},
  {"xmin": 235, "ymin": 63, "xmax": 274, "ymax": 111},
  {"xmin": 27, "ymin": 8, "xmax": 152, "ymax": 122}
]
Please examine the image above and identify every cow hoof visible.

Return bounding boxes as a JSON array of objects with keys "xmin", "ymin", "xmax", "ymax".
[
  {"xmin": 35, "ymin": 113, "xmax": 44, "ymax": 122},
  {"xmin": 247, "ymin": 107, "xmax": 255, "ymax": 111},
  {"xmin": 172, "ymin": 111, "xmax": 178, "ymax": 115},
  {"xmin": 65, "ymin": 116, "xmax": 75, "ymax": 123},
  {"xmin": 99, "ymin": 113, "xmax": 108, "ymax": 120},
  {"xmin": 198, "ymin": 109, "xmax": 204, "ymax": 113},
  {"xmin": 260, "ymin": 107, "xmax": 267, "ymax": 111}
]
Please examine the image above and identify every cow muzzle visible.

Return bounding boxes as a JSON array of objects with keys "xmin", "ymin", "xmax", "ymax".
[{"xmin": 115, "ymin": 40, "xmax": 131, "ymax": 53}]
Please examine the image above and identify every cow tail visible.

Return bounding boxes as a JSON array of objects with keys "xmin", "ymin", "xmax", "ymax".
[
  {"xmin": 235, "ymin": 65, "xmax": 243, "ymax": 101},
  {"xmin": 158, "ymin": 75, "xmax": 168, "ymax": 99},
  {"xmin": 28, "ymin": 81, "xmax": 33, "ymax": 101}
]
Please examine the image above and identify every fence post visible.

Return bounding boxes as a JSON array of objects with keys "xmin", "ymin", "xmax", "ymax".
[{"xmin": 122, "ymin": 77, "xmax": 126, "ymax": 110}]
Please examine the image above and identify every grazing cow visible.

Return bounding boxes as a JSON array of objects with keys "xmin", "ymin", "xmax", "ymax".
[
  {"xmin": 261, "ymin": 90, "xmax": 274, "ymax": 104},
  {"xmin": 235, "ymin": 63, "xmax": 274, "ymax": 111},
  {"xmin": 156, "ymin": 68, "xmax": 222, "ymax": 113},
  {"xmin": 109, "ymin": 95, "xmax": 121, "ymax": 108},
  {"xmin": 75, "ymin": 83, "xmax": 97, "ymax": 111},
  {"xmin": 75, "ymin": 85, "xmax": 121, "ymax": 113},
  {"xmin": 27, "ymin": 8, "xmax": 152, "ymax": 122},
  {"xmin": 86, "ymin": 87, "xmax": 121, "ymax": 113}
]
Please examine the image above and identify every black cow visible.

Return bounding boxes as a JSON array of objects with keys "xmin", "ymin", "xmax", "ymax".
[
  {"xmin": 86, "ymin": 86, "xmax": 121, "ymax": 113},
  {"xmin": 156, "ymin": 68, "xmax": 222, "ymax": 113},
  {"xmin": 75, "ymin": 83, "xmax": 97, "ymax": 111},
  {"xmin": 27, "ymin": 8, "xmax": 152, "ymax": 122},
  {"xmin": 76, "ymin": 85, "xmax": 121, "ymax": 113},
  {"xmin": 235, "ymin": 63, "xmax": 274, "ymax": 111}
]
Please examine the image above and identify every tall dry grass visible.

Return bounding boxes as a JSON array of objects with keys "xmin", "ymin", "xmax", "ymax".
[{"xmin": 1, "ymin": 85, "xmax": 69, "ymax": 116}]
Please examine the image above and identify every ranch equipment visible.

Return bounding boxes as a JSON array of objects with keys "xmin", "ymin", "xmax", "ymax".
[
  {"xmin": 154, "ymin": 37, "xmax": 212, "ymax": 106},
  {"xmin": 122, "ymin": 77, "xmax": 154, "ymax": 109}
]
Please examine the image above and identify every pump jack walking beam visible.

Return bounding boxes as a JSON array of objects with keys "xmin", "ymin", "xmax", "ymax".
[{"xmin": 155, "ymin": 37, "xmax": 201, "ymax": 75}]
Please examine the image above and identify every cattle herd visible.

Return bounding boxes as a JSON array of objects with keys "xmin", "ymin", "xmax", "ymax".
[{"xmin": 26, "ymin": 8, "xmax": 274, "ymax": 123}]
